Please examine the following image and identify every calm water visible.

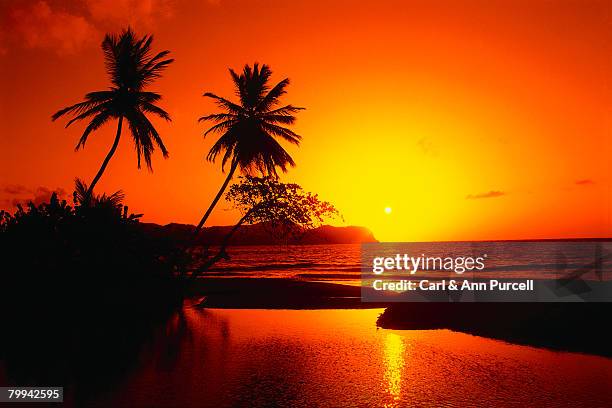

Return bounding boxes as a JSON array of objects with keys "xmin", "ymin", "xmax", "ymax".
[
  {"xmin": 202, "ymin": 242, "xmax": 612, "ymax": 284},
  {"xmin": 89, "ymin": 307, "xmax": 612, "ymax": 407}
]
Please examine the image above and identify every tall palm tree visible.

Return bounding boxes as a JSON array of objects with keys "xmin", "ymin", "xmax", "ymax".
[
  {"xmin": 195, "ymin": 63, "xmax": 304, "ymax": 236},
  {"xmin": 52, "ymin": 27, "xmax": 173, "ymax": 199}
]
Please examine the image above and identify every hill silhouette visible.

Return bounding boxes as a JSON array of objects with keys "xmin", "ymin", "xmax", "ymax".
[{"xmin": 140, "ymin": 222, "xmax": 377, "ymax": 246}]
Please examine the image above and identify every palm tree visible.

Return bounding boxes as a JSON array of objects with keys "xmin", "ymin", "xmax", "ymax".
[
  {"xmin": 73, "ymin": 178, "xmax": 124, "ymax": 208},
  {"xmin": 195, "ymin": 63, "xmax": 304, "ymax": 236},
  {"xmin": 52, "ymin": 27, "xmax": 173, "ymax": 199}
]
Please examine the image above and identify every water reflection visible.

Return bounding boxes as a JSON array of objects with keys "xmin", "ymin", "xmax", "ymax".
[
  {"xmin": 115, "ymin": 308, "xmax": 612, "ymax": 407},
  {"xmin": 4, "ymin": 307, "xmax": 612, "ymax": 407},
  {"xmin": 383, "ymin": 333, "xmax": 406, "ymax": 407}
]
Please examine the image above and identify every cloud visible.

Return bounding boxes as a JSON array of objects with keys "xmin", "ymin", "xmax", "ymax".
[
  {"xmin": 1, "ymin": 185, "xmax": 68, "ymax": 210},
  {"xmin": 0, "ymin": 30, "xmax": 7, "ymax": 55},
  {"xmin": 30, "ymin": 186, "xmax": 68, "ymax": 205},
  {"xmin": 2, "ymin": 0, "xmax": 174, "ymax": 55},
  {"xmin": 417, "ymin": 137, "xmax": 439, "ymax": 157},
  {"xmin": 85, "ymin": 0, "xmax": 174, "ymax": 27},
  {"xmin": 3, "ymin": 184, "xmax": 31, "ymax": 195},
  {"xmin": 6, "ymin": 1, "xmax": 97, "ymax": 54},
  {"xmin": 575, "ymin": 179, "xmax": 594, "ymax": 186},
  {"xmin": 466, "ymin": 191, "xmax": 506, "ymax": 200}
]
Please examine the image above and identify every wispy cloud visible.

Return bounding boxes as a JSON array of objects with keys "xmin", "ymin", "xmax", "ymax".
[
  {"xmin": 417, "ymin": 137, "xmax": 439, "ymax": 157},
  {"xmin": 3, "ymin": 184, "xmax": 31, "ymax": 195},
  {"xmin": 466, "ymin": 191, "xmax": 506, "ymax": 200},
  {"xmin": 85, "ymin": 0, "xmax": 174, "ymax": 27},
  {"xmin": 29, "ymin": 186, "xmax": 68, "ymax": 205},
  {"xmin": 1, "ymin": 184, "xmax": 68, "ymax": 209},
  {"xmin": 575, "ymin": 179, "xmax": 594, "ymax": 186}
]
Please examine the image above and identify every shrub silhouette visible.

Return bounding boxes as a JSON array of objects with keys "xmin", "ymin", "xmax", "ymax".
[{"xmin": 0, "ymin": 187, "xmax": 180, "ymax": 392}]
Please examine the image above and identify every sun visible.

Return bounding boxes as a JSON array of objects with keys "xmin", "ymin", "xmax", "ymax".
[{"xmin": 384, "ymin": 207, "xmax": 392, "ymax": 214}]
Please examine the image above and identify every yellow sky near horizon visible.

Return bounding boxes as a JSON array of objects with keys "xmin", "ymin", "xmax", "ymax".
[{"xmin": 1, "ymin": 0, "xmax": 611, "ymax": 241}]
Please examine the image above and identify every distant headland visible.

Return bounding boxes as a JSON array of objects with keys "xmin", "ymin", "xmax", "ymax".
[{"xmin": 140, "ymin": 222, "xmax": 378, "ymax": 246}]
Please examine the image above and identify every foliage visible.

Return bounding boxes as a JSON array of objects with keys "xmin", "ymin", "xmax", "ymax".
[
  {"xmin": 0, "ymin": 186, "xmax": 177, "ymax": 301},
  {"xmin": 74, "ymin": 177, "xmax": 124, "ymax": 207},
  {"xmin": 52, "ymin": 27, "xmax": 173, "ymax": 170},
  {"xmin": 226, "ymin": 176, "xmax": 339, "ymax": 232},
  {"xmin": 227, "ymin": 174, "xmax": 340, "ymax": 245},
  {"xmin": 0, "ymin": 189, "xmax": 180, "ymax": 389},
  {"xmin": 199, "ymin": 63, "xmax": 304, "ymax": 177},
  {"xmin": 190, "ymin": 177, "xmax": 338, "ymax": 278},
  {"xmin": 72, "ymin": 178, "xmax": 142, "ymax": 220}
]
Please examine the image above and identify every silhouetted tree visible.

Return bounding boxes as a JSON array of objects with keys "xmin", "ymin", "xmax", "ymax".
[
  {"xmin": 226, "ymin": 176, "xmax": 339, "ymax": 235},
  {"xmin": 73, "ymin": 178, "xmax": 142, "ymax": 220},
  {"xmin": 52, "ymin": 27, "xmax": 173, "ymax": 199},
  {"xmin": 195, "ymin": 63, "xmax": 304, "ymax": 236},
  {"xmin": 190, "ymin": 176, "xmax": 337, "ymax": 279}
]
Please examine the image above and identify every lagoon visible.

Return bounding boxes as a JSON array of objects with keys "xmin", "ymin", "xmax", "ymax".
[{"xmin": 85, "ymin": 307, "xmax": 612, "ymax": 408}]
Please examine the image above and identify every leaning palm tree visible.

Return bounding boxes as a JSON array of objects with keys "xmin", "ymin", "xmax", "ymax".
[
  {"xmin": 52, "ymin": 27, "xmax": 173, "ymax": 199},
  {"xmin": 195, "ymin": 63, "xmax": 304, "ymax": 236}
]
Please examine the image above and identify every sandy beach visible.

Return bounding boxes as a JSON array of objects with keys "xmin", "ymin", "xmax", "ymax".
[{"xmin": 190, "ymin": 278, "xmax": 381, "ymax": 309}]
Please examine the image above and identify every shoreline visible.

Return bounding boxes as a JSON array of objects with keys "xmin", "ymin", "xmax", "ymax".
[
  {"xmin": 377, "ymin": 302, "xmax": 612, "ymax": 358},
  {"xmin": 191, "ymin": 277, "xmax": 612, "ymax": 357},
  {"xmin": 190, "ymin": 278, "xmax": 386, "ymax": 309}
]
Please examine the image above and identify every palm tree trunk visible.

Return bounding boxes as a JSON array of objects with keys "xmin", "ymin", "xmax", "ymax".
[
  {"xmin": 192, "ymin": 159, "xmax": 238, "ymax": 238},
  {"xmin": 190, "ymin": 206, "xmax": 255, "ymax": 280},
  {"xmin": 86, "ymin": 116, "xmax": 123, "ymax": 198}
]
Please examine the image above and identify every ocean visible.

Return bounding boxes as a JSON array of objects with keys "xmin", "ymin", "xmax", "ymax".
[{"xmin": 201, "ymin": 241, "xmax": 612, "ymax": 284}]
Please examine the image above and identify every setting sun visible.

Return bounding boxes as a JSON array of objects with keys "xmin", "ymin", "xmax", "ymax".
[{"xmin": 2, "ymin": 0, "xmax": 610, "ymax": 242}]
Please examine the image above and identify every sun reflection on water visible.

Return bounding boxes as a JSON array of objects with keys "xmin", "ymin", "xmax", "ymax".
[{"xmin": 383, "ymin": 332, "xmax": 406, "ymax": 407}]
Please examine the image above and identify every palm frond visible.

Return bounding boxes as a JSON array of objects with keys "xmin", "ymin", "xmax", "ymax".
[
  {"xmin": 198, "ymin": 113, "xmax": 237, "ymax": 123},
  {"xmin": 243, "ymin": 63, "xmax": 271, "ymax": 108},
  {"xmin": 137, "ymin": 109, "xmax": 169, "ymax": 158},
  {"xmin": 257, "ymin": 78, "xmax": 289, "ymax": 112},
  {"xmin": 84, "ymin": 90, "xmax": 116, "ymax": 102},
  {"xmin": 206, "ymin": 130, "xmax": 238, "ymax": 163},
  {"xmin": 76, "ymin": 111, "xmax": 112, "ymax": 150},
  {"xmin": 265, "ymin": 105, "xmax": 305, "ymax": 116},
  {"xmin": 65, "ymin": 101, "xmax": 111, "ymax": 128},
  {"xmin": 200, "ymin": 63, "xmax": 302, "ymax": 178},
  {"xmin": 203, "ymin": 120, "xmax": 237, "ymax": 136},
  {"xmin": 260, "ymin": 114, "xmax": 296, "ymax": 125},
  {"xmin": 73, "ymin": 178, "xmax": 89, "ymax": 204},
  {"xmin": 125, "ymin": 110, "xmax": 153, "ymax": 169},
  {"xmin": 203, "ymin": 92, "xmax": 244, "ymax": 114},
  {"xmin": 54, "ymin": 27, "xmax": 173, "ymax": 172},
  {"xmin": 261, "ymin": 123, "xmax": 302, "ymax": 144},
  {"xmin": 99, "ymin": 189, "xmax": 125, "ymax": 207},
  {"xmin": 137, "ymin": 91, "xmax": 163, "ymax": 103},
  {"xmin": 52, "ymin": 100, "xmax": 104, "ymax": 121},
  {"xmin": 141, "ymin": 102, "xmax": 171, "ymax": 121}
]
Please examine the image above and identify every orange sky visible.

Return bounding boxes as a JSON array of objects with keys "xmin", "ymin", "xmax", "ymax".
[{"xmin": 1, "ymin": 0, "xmax": 611, "ymax": 241}]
